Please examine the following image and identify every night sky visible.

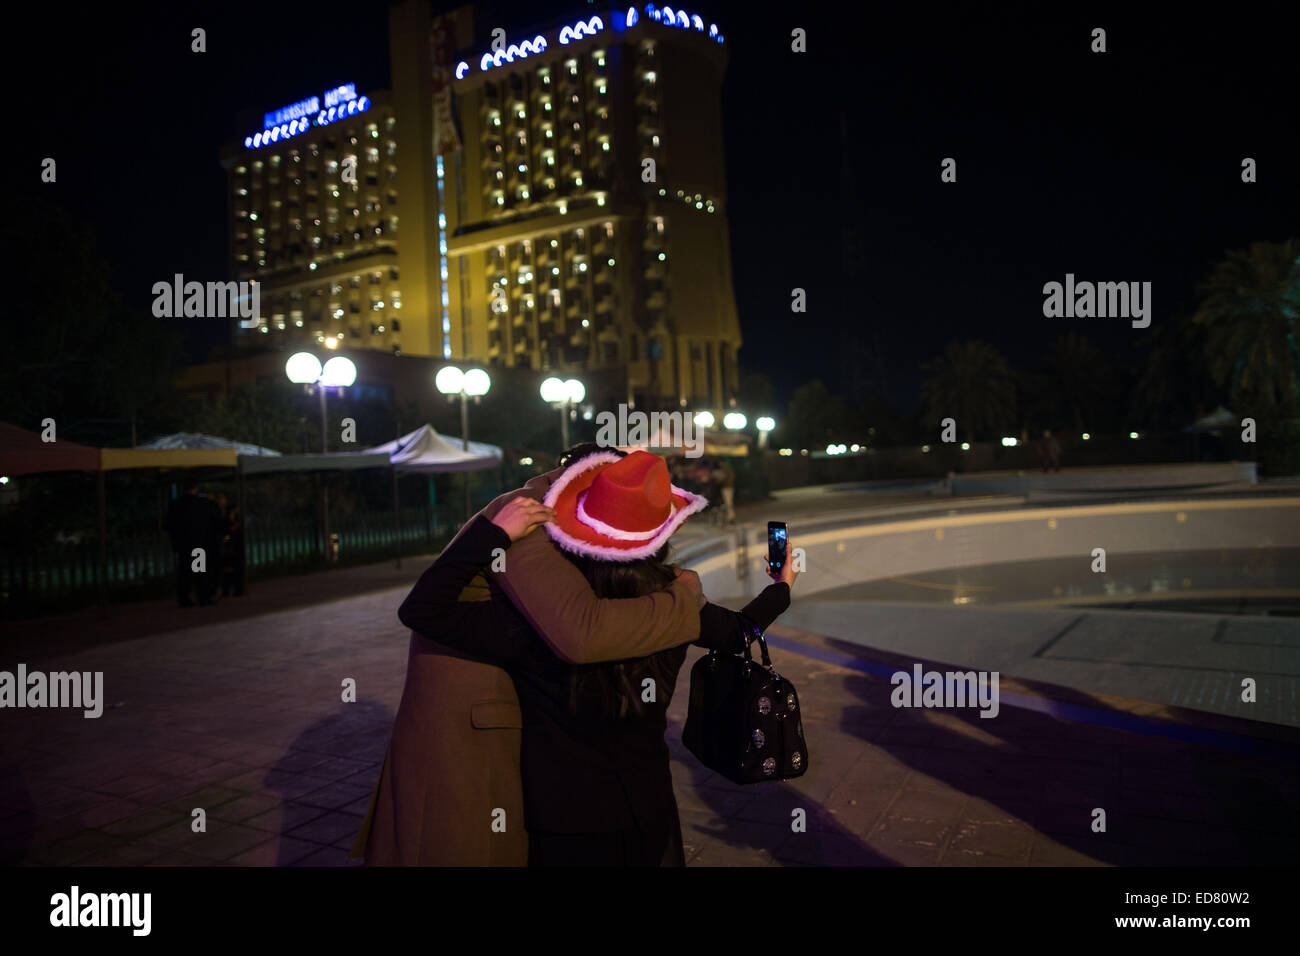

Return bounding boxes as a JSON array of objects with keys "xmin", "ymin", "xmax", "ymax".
[{"xmin": 21, "ymin": 0, "xmax": 1300, "ymax": 411}]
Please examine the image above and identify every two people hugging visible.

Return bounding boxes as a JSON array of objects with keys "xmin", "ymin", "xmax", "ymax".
[{"xmin": 351, "ymin": 443, "xmax": 798, "ymax": 866}]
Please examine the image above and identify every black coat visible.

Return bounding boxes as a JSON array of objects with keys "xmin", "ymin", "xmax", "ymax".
[
  {"xmin": 397, "ymin": 516, "xmax": 790, "ymax": 834},
  {"xmin": 164, "ymin": 493, "xmax": 222, "ymax": 555}
]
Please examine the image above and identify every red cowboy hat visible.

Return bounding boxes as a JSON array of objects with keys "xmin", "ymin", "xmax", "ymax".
[{"xmin": 543, "ymin": 450, "xmax": 709, "ymax": 561}]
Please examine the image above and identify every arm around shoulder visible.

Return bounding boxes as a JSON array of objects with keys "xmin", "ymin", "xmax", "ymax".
[{"xmin": 493, "ymin": 528, "xmax": 703, "ymax": 664}]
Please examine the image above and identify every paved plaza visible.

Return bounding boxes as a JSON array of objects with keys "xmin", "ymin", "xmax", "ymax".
[
  {"xmin": 3, "ymin": 487, "xmax": 1299, "ymax": 866},
  {"xmin": 3, "ymin": 579, "xmax": 1297, "ymax": 866}
]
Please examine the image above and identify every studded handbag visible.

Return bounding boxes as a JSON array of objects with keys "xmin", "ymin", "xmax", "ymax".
[{"xmin": 682, "ymin": 612, "xmax": 808, "ymax": 784}]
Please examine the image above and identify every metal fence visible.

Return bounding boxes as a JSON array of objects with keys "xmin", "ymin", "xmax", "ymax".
[{"xmin": 0, "ymin": 504, "xmax": 449, "ymax": 618}]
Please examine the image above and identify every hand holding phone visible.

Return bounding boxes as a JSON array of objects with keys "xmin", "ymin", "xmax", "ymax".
[{"xmin": 767, "ymin": 521, "xmax": 797, "ymax": 589}]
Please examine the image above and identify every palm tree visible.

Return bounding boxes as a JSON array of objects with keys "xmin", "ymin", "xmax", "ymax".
[
  {"xmin": 1043, "ymin": 333, "xmax": 1114, "ymax": 436},
  {"xmin": 1132, "ymin": 314, "xmax": 1220, "ymax": 431},
  {"xmin": 1194, "ymin": 239, "xmax": 1300, "ymax": 414},
  {"xmin": 921, "ymin": 340, "xmax": 1017, "ymax": 444}
]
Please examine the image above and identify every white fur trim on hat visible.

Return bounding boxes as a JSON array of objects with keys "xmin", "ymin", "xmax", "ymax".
[{"xmin": 542, "ymin": 450, "xmax": 709, "ymax": 561}]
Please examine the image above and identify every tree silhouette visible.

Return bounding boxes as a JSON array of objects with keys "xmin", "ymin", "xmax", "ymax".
[
  {"xmin": 920, "ymin": 340, "xmax": 1017, "ymax": 443},
  {"xmin": 1193, "ymin": 239, "xmax": 1300, "ymax": 472},
  {"xmin": 1194, "ymin": 239, "xmax": 1299, "ymax": 411}
]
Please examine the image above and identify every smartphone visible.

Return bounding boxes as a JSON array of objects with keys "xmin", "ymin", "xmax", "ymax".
[{"xmin": 767, "ymin": 522, "xmax": 787, "ymax": 574}]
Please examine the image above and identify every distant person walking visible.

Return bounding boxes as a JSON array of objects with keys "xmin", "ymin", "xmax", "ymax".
[
  {"xmin": 164, "ymin": 480, "xmax": 223, "ymax": 607},
  {"xmin": 1037, "ymin": 429, "xmax": 1062, "ymax": 473},
  {"xmin": 712, "ymin": 458, "xmax": 736, "ymax": 525}
]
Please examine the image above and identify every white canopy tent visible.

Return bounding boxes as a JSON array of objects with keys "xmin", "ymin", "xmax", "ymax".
[
  {"xmin": 366, "ymin": 424, "xmax": 503, "ymax": 473},
  {"xmin": 140, "ymin": 431, "xmax": 282, "ymax": 457}
]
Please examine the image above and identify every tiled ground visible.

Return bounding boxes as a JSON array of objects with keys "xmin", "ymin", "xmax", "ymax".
[{"xmin": 3, "ymin": 558, "xmax": 1298, "ymax": 866}]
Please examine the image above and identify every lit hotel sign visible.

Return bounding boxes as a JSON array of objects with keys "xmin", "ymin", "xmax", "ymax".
[{"xmin": 244, "ymin": 83, "xmax": 370, "ymax": 150}]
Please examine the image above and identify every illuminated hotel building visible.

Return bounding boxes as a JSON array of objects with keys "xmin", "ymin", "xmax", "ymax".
[{"xmin": 220, "ymin": 3, "xmax": 741, "ymax": 412}]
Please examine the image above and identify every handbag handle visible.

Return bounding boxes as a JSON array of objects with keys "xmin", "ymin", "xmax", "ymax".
[{"xmin": 737, "ymin": 611, "xmax": 772, "ymax": 667}]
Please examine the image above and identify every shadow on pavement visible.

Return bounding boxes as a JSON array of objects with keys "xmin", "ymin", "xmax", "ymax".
[{"xmin": 827, "ymin": 637, "xmax": 1300, "ymax": 865}]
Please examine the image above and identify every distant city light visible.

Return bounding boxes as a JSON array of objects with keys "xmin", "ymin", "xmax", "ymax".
[
  {"xmin": 320, "ymin": 356, "xmax": 357, "ymax": 387},
  {"xmin": 436, "ymin": 366, "xmax": 465, "ymax": 395},
  {"xmin": 462, "ymin": 368, "xmax": 491, "ymax": 397},
  {"xmin": 1001, "ymin": 436, "xmax": 1018, "ymax": 447},
  {"xmin": 285, "ymin": 352, "xmax": 323, "ymax": 384},
  {"xmin": 1082, "ymin": 432, "xmax": 1091, "ymax": 440},
  {"xmin": 722, "ymin": 412, "xmax": 746, "ymax": 430},
  {"xmin": 520, "ymin": 457, "xmax": 534, "ymax": 466},
  {"xmin": 693, "ymin": 411, "xmax": 715, "ymax": 428},
  {"xmin": 961, "ymin": 442, "xmax": 971, "ymax": 451},
  {"xmin": 1129, "ymin": 431, "xmax": 1140, "ymax": 439}
]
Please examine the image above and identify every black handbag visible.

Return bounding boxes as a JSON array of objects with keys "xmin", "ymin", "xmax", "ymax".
[{"xmin": 682, "ymin": 612, "xmax": 809, "ymax": 784}]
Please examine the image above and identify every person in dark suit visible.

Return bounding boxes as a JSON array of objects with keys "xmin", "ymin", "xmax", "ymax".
[
  {"xmin": 163, "ymin": 480, "xmax": 223, "ymax": 607},
  {"xmin": 396, "ymin": 449, "xmax": 798, "ymax": 865}
]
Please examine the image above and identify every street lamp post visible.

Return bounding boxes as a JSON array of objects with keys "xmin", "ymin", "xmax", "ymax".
[
  {"xmin": 756, "ymin": 416, "xmax": 776, "ymax": 450},
  {"xmin": 286, "ymin": 351, "xmax": 357, "ymax": 564},
  {"xmin": 540, "ymin": 377, "xmax": 586, "ymax": 452},
  {"xmin": 436, "ymin": 366, "xmax": 492, "ymax": 521}
]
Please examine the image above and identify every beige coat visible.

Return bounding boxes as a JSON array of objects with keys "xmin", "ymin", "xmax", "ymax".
[{"xmin": 352, "ymin": 469, "xmax": 702, "ymax": 865}]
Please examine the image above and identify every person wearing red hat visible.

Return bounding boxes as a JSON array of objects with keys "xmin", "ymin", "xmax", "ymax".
[
  {"xmin": 354, "ymin": 443, "xmax": 709, "ymax": 866},
  {"xmin": 395, "ymin": 448, "xmax": 798, "ymax": 865}
]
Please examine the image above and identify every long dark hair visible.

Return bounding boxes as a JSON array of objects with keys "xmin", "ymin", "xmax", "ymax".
[{"xmin": 561, "ymin": 542, "xmax": 683, "ymax": 719}]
